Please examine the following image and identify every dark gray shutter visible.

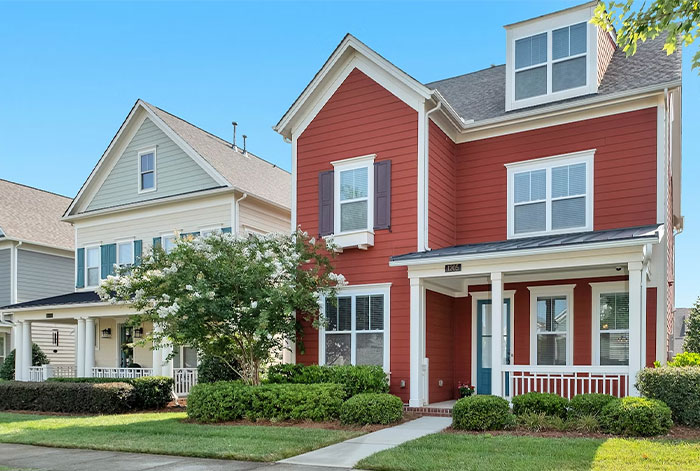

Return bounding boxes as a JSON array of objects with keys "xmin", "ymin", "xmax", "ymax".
[
  {"xmin": 374, "ymin": 160, "xmax": 391, "ymax": 230},
  {"xmin": 134, "ymin": 240, "xmax": 143, "ymax": 266},
  {"xmin": 76, "ymin": 248, "xmax": 85, "ymax": 288},
  {"xmin": 221, "ymin": 227, "xmax": 232, "ymax": 233},
  {"xmin": 318, "ymin": 170, "xmax": 334, "ymax": 237}
]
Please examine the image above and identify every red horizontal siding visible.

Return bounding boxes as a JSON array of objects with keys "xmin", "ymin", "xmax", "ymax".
[
  {"xmin": 428, "ymin": 121, "xmax": 457, "ymax": 250},
  {"xmin": 426, "ymin": 290, "xmax": 455, "ymax": 402}
]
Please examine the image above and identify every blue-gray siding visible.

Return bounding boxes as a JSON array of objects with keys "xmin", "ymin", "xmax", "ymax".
[
  {"xmin": 0, "ymin": 249, "xmax": 10, "ymax": 307},
  {"xmin": 87, "ymin": 117, "xmax": 219, "ymax": 211},
  {"xmin": 16, "ymin": 249, "xmax": 74, "ymax": 303}
]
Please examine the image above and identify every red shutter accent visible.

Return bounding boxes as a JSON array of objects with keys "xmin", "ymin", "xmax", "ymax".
[
  {"xmin": 318, "ymin": 170, "xmax": 334, "ymax": 236},
  {"xmin": 374, "ymin": 160, "xmax": 391, "ymax": 230}
]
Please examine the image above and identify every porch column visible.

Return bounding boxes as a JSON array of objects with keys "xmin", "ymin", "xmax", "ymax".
[
  {"xmin": 161, "ymin": 342, "xmax": 173, "ymax": 378},
  {"xmin": 76, "ymin": 318, "xmax": 86, "ymax": 377},
  {"xmin": 628, "ymin": 261, "xmax": 644, "ymax": 396},
  {"xmin": 85, "ymin": 318, "xmax": 95, "ymax": 377},
  {"xmin": 152, "ymin": 324, "xmax": 162, "ymax": 376},
  {"xmin": 13, "ymin": 322, "xmax": 23, "ymax": 380},
  {"xmin": 490, "ymin": 272, "xmax": 503, "ymax": 398},
  {"xmin": 409, "ymin": 277, "xmax": 426, "ymax": 407},
  {"xmin": 21, "ymin": 321, "xmax": 31, "ymax": 381}
]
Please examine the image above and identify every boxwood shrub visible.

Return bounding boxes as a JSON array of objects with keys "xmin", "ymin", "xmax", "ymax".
[
  {"xmin": 452, "ymin": 395, "xmax": 512, "ymax": 431},
  {"xmin": 0, "ymin": 380, "xmax": 133, "ymax": 414},
  {"xmin": 637, "ymin": 366, "xmax": 700, "ymax": 426},
  {"xmin": 340, "ymin": 393, "xmax": 403, "ymax": 425},
  {"xmin": 266, "ymin": 364, "xmax": 388, "ymax": 397},
  {"xmin": 187, "ymin": 381, "xmax": 345, "ymax": 423},
  {"xmin": 512, "ymin": 392, "xmax": 569, "ymax": 418},
  {"xmin": 600, "ymin": 396, "xmax": 672, "ymax": 436},
  {"xmin": 47, "ymin": 376, "xmax": 174, "ymax": 410},
  {"xmin": 568, "ymin": 393, "xmax": 618, "ymax": 418}
]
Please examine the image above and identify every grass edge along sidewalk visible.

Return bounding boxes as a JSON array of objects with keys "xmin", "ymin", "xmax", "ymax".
[{"xmin": 0, "ymin": 412, "xmax": 362, "ymax": 462}]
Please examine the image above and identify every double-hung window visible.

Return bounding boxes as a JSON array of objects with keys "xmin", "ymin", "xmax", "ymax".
[
  {"xmin": 139, "ymin": 149, "xmax": 156, "ymax": 192},
  {"xmin": 592, "ymin": 282, "xmax": 629, "ymax": 366},
  {"xmin": 507, "ymin": 150, "xmax": 593, "ymax": 238},
  {"xmin": 530, "ymin": 285, "xmax": 573, "ymax": 366},
  {"xmin": 320, "ymin": 285, "xmax": 390, "ymax": 371},
  {"xmin": 552, "ymin": 22, "xmax": 587, "ymax": 92},
  {"xmin": 117, "ymin": 241, "xmax": 134, "ymax": 268},
  {"xmin": 514, "ymin": 32, "xmax": 548, "ymax": 100},
  {"xmin": 162, "ymin": 234, "xmax": 176, "ymax": 254},
  {"xmin": 85, "ymin": 246, "xmax": 100, "ymax": 287},
  {"xmin": 332, "ymin": 155, "xmax": 374, "ymax": 234}
]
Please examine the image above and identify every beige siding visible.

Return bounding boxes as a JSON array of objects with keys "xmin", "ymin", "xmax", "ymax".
[
  {"xmin": 31, "ymin": 322, "xmax": 76, "ymax": 366},
  {"xmin": 95, "ymin": 317, "xmax": 117, "ymax": 367},
  {"xmin": 238, "ymin": 198, "xmax": 290, "ymax": 235}
]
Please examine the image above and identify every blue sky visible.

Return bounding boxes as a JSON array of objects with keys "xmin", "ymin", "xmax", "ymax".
[{"xmin": 1, "ymin": 1, "xmax": 697, "ymax": 307}]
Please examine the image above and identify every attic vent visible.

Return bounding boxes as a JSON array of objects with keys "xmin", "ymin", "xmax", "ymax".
[{"xmin": 46, "ymin": 313, "xmax": 54, "ymax": 319}]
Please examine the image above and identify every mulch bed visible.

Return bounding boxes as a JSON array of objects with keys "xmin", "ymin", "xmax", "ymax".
[{"xmin": 446, "ymin": 425, "xmax": 700, "ymax": 440}]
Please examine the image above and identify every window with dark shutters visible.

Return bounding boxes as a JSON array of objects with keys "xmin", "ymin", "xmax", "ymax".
[
  {"xmin": 373, "ymin": 160, "xmax": 391, "ymax": 230},
  {"xmin": 318, "ymin": 170, "xmax": 334, "ymax": 237}
]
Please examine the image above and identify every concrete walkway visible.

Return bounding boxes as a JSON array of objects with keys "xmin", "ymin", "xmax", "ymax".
[{"xmin": 279, "ymin": 416, "xmax": 452, "ymax": 469}]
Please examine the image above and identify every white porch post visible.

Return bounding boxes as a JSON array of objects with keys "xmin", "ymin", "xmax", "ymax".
[
  {"xmin": 628, "ymin": 261, "xmax": 644, "ymax": 396},
  {"xmin": 76, "ymin": 318, "xmax": 86, "ymax": 377},
  {"xmin": 490, "ymin": 272, "xmax": 503, "ymax": 398},
  {"xmin": 85, "ymin": 318, "xmax": 95, "ymax": 377},
  {"xmin": 13, "ymin": 322, "xmax": 23, "ymax": 381},
  {"xmin": 161, "ymin": 344, "xmax": 173, "ymax": 378},
  {"xmin": 152, "ymin": 324, "xmax": 162, "ymax": 376},
  {"xmin": 409, "ymin": 277, "xmax": 426, "ymax": 407},
  {"xmin": 21, "ymin": 320, "xmax": 31, "ymax": 382}
]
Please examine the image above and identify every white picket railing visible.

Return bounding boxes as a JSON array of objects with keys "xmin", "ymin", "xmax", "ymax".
[
  {"xmin": 27, "ymin": 366, "xmax": 44, "ymax": 382},
  {"xmin": 173, "ymin": 368, "xmax": 198, "ymax": 397},
  {"xmin": 92, "ymin": 367, "xmax": 154, "ymax": 379},
  {"xmin": 49, "ymin": 365, "xmax": 77, "ymax": 378},
  {"xmin": 501, "ymin": 365, "xmax": 630, "ymax": 400}
]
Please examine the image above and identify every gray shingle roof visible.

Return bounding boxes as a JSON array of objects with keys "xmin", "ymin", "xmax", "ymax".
[
  {"xmin": 391, "ymin": 224, "xmax": 660, "ymax": 264},
  {"xmin": 0, "ymin": 291, "xmax": 100, "ymax": 310},
  {"xmin": 0, "ymin": 180, "xmax": 74, "ymax": 250},
  {"xmin": 142, "ymin": 102, "xmax": 291, "ymax": 209},
  {"xmin": 426, "ymin": 35, "xmax": 681, "ymax": 124}
]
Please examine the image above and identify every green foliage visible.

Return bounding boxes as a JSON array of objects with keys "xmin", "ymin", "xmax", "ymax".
[
  {"xmin": 569, "ymin": 393, "xmax": 618, "ymax": 418},
  {"xmin": 668, "ymin": 352, "xmax": 700, "ymax": 366},
  {"xmin": 187, "ymin": 381, "xmax": 345, "ymax": 423},
  {"xmin": 516, "ymin": 412, "xmax": 567, "ymax": 432},
  {"xmin": 0, "ymin": 381, "xmax": 133, "ymax": 414},
  {"xmin": 511, "ymin": 392, "xmax": 569, "ymax": 418},
  {"xmin": 47, "ymin": 376, "xmax": 173, "ymax": 409},
  {"xmin": 0, "ymin": 344, "xmax": 49, "ymax": 380},
  {"xmin": 637, "ymin": 366, "xmax": 700, "ymax": 426},
  {"xmin": 600, "ymin": 397, "xmax": 672, "ymax": 436},
  {"xmin": 197, "ymin": 354, "xmax": 241, "ymax": 383},
  {"xmin": 567, "ymin": 414, "xmax": 602, "ymax": 434},
  {"xmin": 266, "ymin": 364, "xmax": 389, "ymax": 397},
  {"xmin": 683, "ymin": 299, "xmax": 700, "ymax": 352},
  {"xmin": 592, "ymin": 0, "xmax": 699, "ymax": 71},
  {"xmin": 340, "ymin": 393, "xmax": 403, "ymax": 425},
  {"xmin": 452, "ymin": 395, "xmax": 513, "ymax": 431},
  {"xmin": 99, "ymin": 230, "xmax": 345, "ymax": 385}
]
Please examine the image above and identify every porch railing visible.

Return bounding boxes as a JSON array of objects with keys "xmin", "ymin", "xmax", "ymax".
[
  {"xmin": 501, "ymin": 365, "xmax": 630, "ymax": 400},
  {"xmin": 92, "ymin": 367, "xmax": 154, "ymax": 379},
  {"xmin": 28, "ymin": 366, "xmax": 44, "ymax": 382},
  {"xmin": 27, "ymin": 365, "xmax": 77, "ymax": 381},
  {"xmin": 173, "ymin": 368, "xmax": 198, "ymax": 397}
]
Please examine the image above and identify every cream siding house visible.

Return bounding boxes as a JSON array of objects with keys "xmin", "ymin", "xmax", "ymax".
[{"xmin": 2, "ymin": 100, "xmax": 291, "ymax": 393}]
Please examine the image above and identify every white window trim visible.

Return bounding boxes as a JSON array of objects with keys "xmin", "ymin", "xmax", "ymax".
[
  {"xmin": 318, "ymin": 282, "xmax": 391, "ymax": 373},
  {"xmin": 528, "ymin": 284, "xmax": 575, "ymax": 366},
  {"xmin": 137, "ymin": 147, "xmax": 157, "ymax": 194},
  {"xmin": 591, "ymin": 281, "xmax": 630, "ymax": 366},
  {"xmin": 116, "ymin": 239, "xmax": 135, "ymax": 267},
  {"xmin": 84, "ymin": 245, "xmax": 101, "ymax": 288},
  {"xmin": 330, "ymin": 154, "xmax": 375, "ymax": 249},
  {"xmin": 506, "ymin": 149, "xmax": 594, "ymax": 239},
  {"xmin": 161, "ymin": 232, "xmax": 177, "ymax": 254},
  {"xmin": 199, "ymin": 226, "xmax": 222, "ymax": 237}
]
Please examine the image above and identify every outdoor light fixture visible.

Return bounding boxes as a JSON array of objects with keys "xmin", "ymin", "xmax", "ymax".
[
  {"xmin": 101, "ymin": 328, "xmax": 112, "ymax": 339},
  {"xmin": 134, "ymin": 327, "xmax": 144, "ymax": 339}
]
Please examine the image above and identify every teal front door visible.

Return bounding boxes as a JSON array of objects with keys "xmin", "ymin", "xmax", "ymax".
[{"xmin": 476, "ymin": 299, "xmax": 511, "ymax": 395}]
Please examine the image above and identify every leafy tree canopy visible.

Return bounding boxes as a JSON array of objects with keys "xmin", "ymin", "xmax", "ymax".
[{"xmin": 683, "ymin": 297, "xmax": 700, "ymax": 353}]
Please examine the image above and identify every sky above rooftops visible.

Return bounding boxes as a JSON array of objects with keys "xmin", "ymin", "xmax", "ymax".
[{"xmin": 0, "ymin": 0, "xmax": 697, "ymax": 307}]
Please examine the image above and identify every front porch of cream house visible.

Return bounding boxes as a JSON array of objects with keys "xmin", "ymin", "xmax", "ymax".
[{"xmin": 390, "ymin": 225, "xmax": 666, "ymax": 408}]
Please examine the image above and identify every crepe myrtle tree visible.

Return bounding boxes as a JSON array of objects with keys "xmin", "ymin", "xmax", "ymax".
[{"xmin": 97, "ymin": 229, "xmax": 346, "ymax": 385}]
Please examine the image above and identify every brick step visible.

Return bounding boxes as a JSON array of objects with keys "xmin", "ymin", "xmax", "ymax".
[{"xmin": 404, "ymin": 405, "xmax": 453, "ymax": 417}]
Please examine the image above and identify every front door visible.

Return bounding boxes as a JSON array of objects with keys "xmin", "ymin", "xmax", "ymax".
[
  {"xmin": 476, "ymin": 299, "xmax": 511, "ymax": 395},
  {"xmin": 119, "ymin": 325, "xmax": 134, "ymax": 368}
]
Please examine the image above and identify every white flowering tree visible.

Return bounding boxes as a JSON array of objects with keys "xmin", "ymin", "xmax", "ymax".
[{"xmin": 98, "ymin": 230, "xmax": 345, "ymax": 385}]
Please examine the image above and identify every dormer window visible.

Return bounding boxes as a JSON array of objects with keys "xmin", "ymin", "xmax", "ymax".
[{"xmin": 552, "ymin": 23, "xmax": 587, "ymax": 92}]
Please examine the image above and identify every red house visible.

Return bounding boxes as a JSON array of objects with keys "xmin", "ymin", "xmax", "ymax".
[{"xmin": 274, "ymin": 2, "xmax": 682, "ymax": 408}]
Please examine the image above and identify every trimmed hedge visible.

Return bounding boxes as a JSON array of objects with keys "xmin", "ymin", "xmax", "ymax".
[
  {"xmin": 452, "ymin": 395, "xmax": 512, "ymax": 431},
  {"xmin": 266, "ymin": 364, "xmax": 388, "ymax": 397},
  {"xmin": 568, "ymin": 393, "xmax": 618, "ymax": 418},
  {"xmin": 637, "ymin": 366, "xmax": 700, "ymax": 426},
  {"xmin": 187, "ymin": 381, "xmax": 345, "ymax": 422},
  {"xmin": 512, "ymin": 392, "xmax": 569, "ymax": 418},
  {"xmin": 600, "ymin": 396, "xmax": 672, "ymax": 437},
  {"xmin": 0, "ymin": 381, "xmax": 133, "ymax": 414},
  {"xmin": 340, "ymin": 393, "xmax": 403, "ymax": 425},
  {"xmin": 47, "ymin": 376, "xmax": 174, "ymax": 410}
]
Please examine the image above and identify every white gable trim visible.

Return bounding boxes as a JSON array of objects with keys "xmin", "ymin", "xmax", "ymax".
[{"xmin": 64, "ymin": 100, "xmax": 230, "ymax": 218}]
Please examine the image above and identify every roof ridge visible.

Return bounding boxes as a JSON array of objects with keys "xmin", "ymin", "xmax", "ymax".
[
  {"xmin": 0, "ymin": 179, "xmax": 71, "ymax": 200},
  {"xmin": 425, "ymin": 63, "xmax": 505, "ymax": 87},
  {"xmin": 144, "ymin": 101, "xmax": 290, "ymax": 175}
]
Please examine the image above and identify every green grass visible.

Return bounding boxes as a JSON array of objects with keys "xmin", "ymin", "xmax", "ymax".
[
  {"xmin": 0, "ymin": 412, "xmax": 361, "ymax": 462},
  {"xmin": 357, "ymin": 433, "xmax": 700, "ymax": 471}
]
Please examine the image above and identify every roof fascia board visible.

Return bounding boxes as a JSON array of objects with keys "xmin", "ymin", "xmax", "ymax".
[{"xmin": 2, "ymin": 302, "xmax": 108, "ymax": 313}]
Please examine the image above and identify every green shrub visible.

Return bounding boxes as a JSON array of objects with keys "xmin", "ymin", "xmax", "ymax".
[
  {"xmin": 452, "ymin": 395, "xmax": 512, "ymax": 431},
  {"xmin": 667, "ymin": 352, "xmax": 700, "ymax": 367},
  {"xmin": 516, "ymin": 412, "xmax": 566, "ymax": 432},
  {"xmin": 568, "ymin": 393, "xmax": 618, "ymax": 418},
  {"xmin": 567, "ymin": 414, "xmax": 601, "ymax": 433},
  {"xmin": 0, "ymin": 381, "xmax": 133, "ymax": 414},
  {"xmin": 0, "ymin": 344, "xmax": 50, "ymax": 380},
  {"xmin": 637, "ymin": 366, "xmax": 700, "ymax": 426},
  {"xmin": 266, "ymin": 364, "xmax": 388, "ymax": 397},
  {"xmin": 600, "ymin": 397, "xmax": 672, "ymax": 437},
  {"xmin": 197, "ymin": 354, "xmax": 241, "ymax": 383},
  {"xmin": 47, "ymin": 376, "xmax": 173, "ymax": 409},
  {"xmin": 512, "ymin": 392, "xmax": 569, "ymax": 418},
  {"xmin": 187, "ymin": 381, "xmax": 345, "ymax": 423},
  {"xmin": 340, "ymin": 393, "xmax": 403, "ymax": 425}
]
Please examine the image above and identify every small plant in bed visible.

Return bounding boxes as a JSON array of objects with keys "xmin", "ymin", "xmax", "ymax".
[
  {"xmin": 340, "ymin": 393, "xmax": 403, "ymax": 425},
  {"xmin": 600, "ymin": 396, "xmax": 672, "ymax": 437},
  {"xmin": 452, "ymin": 395, "xmax": 513, "ymax": 431}
]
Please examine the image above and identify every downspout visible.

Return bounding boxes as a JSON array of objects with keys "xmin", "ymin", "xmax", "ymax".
[
  {"xmin": 422, "ymin": 100, "xmax": 442, "ymax": 251},
  {"xmin": 11, "ymin": 241, "xmax": 22, "ymax": 305},
  {"xmin": 234, "ymin": 193, "xmax": 248, "ymax": 235}
]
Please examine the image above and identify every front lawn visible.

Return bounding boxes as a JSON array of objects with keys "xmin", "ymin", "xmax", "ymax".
[
  {"xmin": 357, "ymin": 432, "xmax": 700, "ymax": 471},
  {"xmin": 0, "ymin": 412, "xmax": 361, "ymax": 462}
]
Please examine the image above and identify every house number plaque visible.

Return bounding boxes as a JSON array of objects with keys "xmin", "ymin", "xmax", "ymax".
[{"xmin": 444, "ymin": 263, "xmax": 462, "ymax": 273}]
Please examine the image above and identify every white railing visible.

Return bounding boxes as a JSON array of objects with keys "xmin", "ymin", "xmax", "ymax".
[
  {"xmin": 28, "ymin": 366, "xmax": 44, "ymax": 382},
  {"xmin": 49, "ymin": 365, "xmax": 77, "ymax": 378},
  {"xmin": 502, "ymin": 365, "xmax": 630, "ymax": 400},
  {"xmin": 92, "ymin": 367, "xmax": 154, "ymax": 379},
  {"xmin": 173, "ymin": 368, "xmax": 198, "ymax": 397}
]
